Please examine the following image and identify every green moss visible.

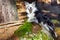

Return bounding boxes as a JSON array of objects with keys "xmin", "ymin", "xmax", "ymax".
[{"xmin": 14, "ymin": 22, "xmax": 32, "ymax": 37}]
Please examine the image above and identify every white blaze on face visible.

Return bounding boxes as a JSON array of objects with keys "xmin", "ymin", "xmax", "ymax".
[{"xmin": 25, "ymin": 1, "xmax": 38, "ymax": 23}]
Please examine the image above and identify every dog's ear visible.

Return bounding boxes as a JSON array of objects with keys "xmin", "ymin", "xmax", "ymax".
[
  {"xmin": 32, "ymin": 1, "xmax": 36, "ymax": 6},
  {"xmin": 25, "ymin": 1, "xmax": 29, "ymax": 7},
  {"xmin": 25, "ymin": 1, "xmax": 29, "ymax": 6}
]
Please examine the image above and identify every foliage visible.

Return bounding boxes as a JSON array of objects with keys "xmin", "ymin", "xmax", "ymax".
[
  {"xmin": 14, "ymin": 22, "xmax": 32, "ymax": 37},
  {"xmin": 51, "ymin": 19, "xmax": 60, "ymax": 24},
  {"xmin": 32, "ymin": 31, "xmax": 53, "ymax": 40},
  {"xmin": 14, "ymin": 20, "xmax": 54, "ymax": 40},
  {"xmin": 19, "ymin": 31, "xmax": 53, "ymax": 40}
]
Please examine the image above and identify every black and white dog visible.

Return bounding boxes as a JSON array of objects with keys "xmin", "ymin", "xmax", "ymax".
[{"xmin": 24, "ymin": 1, "xmax": 57, "ymax": 39}]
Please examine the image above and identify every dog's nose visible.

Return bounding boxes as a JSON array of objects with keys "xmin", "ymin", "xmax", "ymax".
[{"xmin": 29, "ymin": 7, "xmax": 32, "ymax": 13}]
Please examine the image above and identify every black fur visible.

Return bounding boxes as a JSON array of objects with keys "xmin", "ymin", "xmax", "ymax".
[
  {"xmin": 35, "ymin": 2, "xmax": 57, "ymax": 39},
  {"xmin": 24, "ymin": 0, "xmax": 37, "ymax": 3},
  {"xmin": 35, "ymin": 10, "xmax": 57, "ymax": 39}
]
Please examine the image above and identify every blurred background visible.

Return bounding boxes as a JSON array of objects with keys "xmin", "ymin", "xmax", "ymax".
[{"xmin": 0, "ymin": 0, "xmax": 60, "ymax": 40}]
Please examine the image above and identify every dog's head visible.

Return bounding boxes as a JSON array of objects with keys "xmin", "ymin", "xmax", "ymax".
[{"xmin": 25, "ymin": 1, "xmax": 38, "ymax": 23}]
